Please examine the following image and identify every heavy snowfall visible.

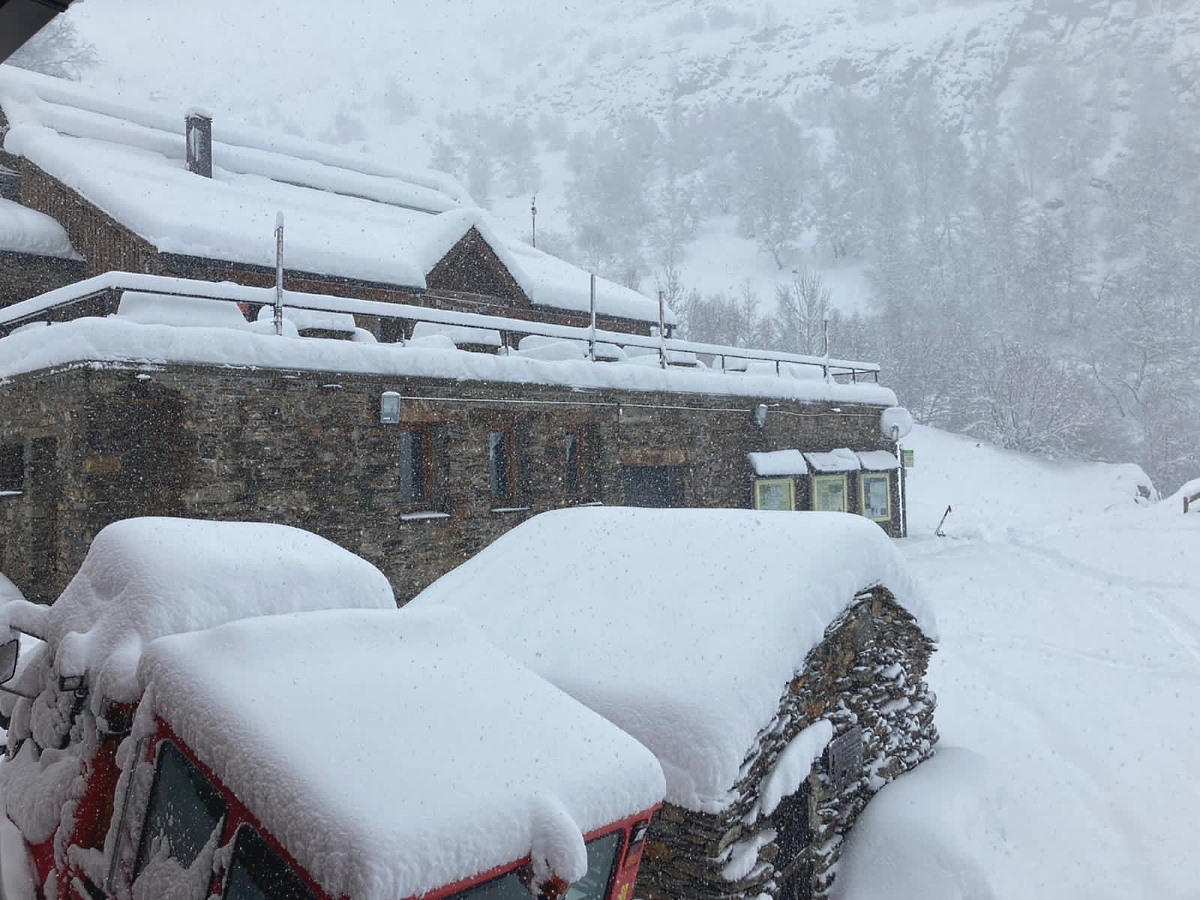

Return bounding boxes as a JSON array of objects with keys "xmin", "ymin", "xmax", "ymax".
[{"xmin": 3, "ymin": 0, "xmax": 1199, "ymax": 897}]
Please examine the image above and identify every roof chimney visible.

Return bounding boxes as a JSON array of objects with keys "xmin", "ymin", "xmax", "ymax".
[{"xmin": 185, "ymin": 109, "xmax": 213, "ymax": 178}]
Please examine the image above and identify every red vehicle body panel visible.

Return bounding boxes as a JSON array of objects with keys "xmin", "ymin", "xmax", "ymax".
[{"xmin": 18, "ymin": 714, "xmax": 658, "ymax": 900}]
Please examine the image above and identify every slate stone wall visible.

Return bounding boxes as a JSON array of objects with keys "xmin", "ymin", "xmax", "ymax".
[
  {"xmin": 0, "ymin": 361, "xmax": 897, "ymax": 604},
  {"xmin": 637, "ymin": 590, "xmax": 937, "ymax": 900},
  {"xmin": 0, "ymin": 251, "xmax": 87, "ymax": 309},
  {"xmin": 19, "ymin": 163, "xmax": 158, "ymax": 274}
]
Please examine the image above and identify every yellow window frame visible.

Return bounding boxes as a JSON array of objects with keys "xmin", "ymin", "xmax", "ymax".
[
  {"xmin": 753, "ymin": 477, "xmax": 796, "ymax": 511},
  {"xmin": 859, "ymin": 471, "xmax": 892, "ymax": 522},
  {"xmin": 811, "ymin": 474, "xmax": 848, "ymax": 512}
]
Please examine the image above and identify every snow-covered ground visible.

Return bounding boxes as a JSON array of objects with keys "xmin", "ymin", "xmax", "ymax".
[
  {"xmin": 1, "ymin": 425, "xmax": 1196, "ymax": 898},
  {"xmin": 837, "ymin": 426, "xmax": 1200, "ymax": 899}
]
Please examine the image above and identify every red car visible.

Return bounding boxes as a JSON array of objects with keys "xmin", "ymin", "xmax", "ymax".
[{"xmin": 0, "ymin": 519, "xmax": 664, "ymax": 900}]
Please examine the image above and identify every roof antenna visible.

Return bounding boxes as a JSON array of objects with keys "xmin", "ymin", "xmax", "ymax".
[{"xmin": 530, "ymin": 195, "xmax": 537, "ymax": 248}]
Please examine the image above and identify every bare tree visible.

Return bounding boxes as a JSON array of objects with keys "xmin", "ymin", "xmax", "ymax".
[{"xmin": 8, "ymin": 18, "xmax": 97, "ymax": 80}]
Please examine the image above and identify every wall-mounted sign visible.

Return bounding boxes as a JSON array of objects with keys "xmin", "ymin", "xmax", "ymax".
[
  {"xmin": 825, "ymin": 725, "xmax": 863, "ymax": 790},
  {"xmin": 901, "ymin": 449, "xmax": 915, "ymax": 468}
]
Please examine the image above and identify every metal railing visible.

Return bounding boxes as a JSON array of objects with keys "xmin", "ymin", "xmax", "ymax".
[{"xmin": 0, "ymin": 272, "xmax": 882, "ymax": 382}]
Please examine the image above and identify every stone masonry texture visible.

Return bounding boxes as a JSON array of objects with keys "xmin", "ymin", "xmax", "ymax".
[{"xmin": 0, "ymin": 361, "xmax": 897, "ymax": 604}]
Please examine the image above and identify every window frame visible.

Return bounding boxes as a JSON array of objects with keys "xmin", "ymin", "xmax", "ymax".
[
  {"xmin": 566, "ymin": 430, "xmax": 595, "ymax": 496},
  {"xmin": 858, "ymin": 471, "xmax": 892, "ymax": 522},
  {"xmin": 753, "ymin": 477, "xmax": 795, "ymax": 511},
  {"xmin": 398, "ymin": 427, "xmax": 432, "ymax": 505},
  {"xmin": 810, "ymin": 473, "xmax": 849, "ymax": 512},
  {"xmin": 488, "ymin": 428, "xmax": 516, "ymax": 503},
  {"xmin": 0, "ymin": 443, "xmax": 23, "ymax": 494}
]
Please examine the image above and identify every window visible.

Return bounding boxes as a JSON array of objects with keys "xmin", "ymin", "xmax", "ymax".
[
  {"xmin": 811, "ymin": 474, "xmax": 848, "ymax": 512},
  {"xmin": 753, "ymin": 477, "xmax": 795, "ymax": 511},
  {"xmin": 399, "ymin": 428, "xmax": 429, "ymax": 502},
  {"xmin": 488, "ymin": 430, "xmax": 514, "ymax": 501},
  {"xmin": 566, "ymin": 831, "xmax": 622, "ymax": 900},
  {"xmin": 859, "ymin": 472, "xmax": 892, "ymax": 521},
  {"xmin": 565, "ymin": 432, "xmax": 582, "ymax": 494},
  {"xmin": 223, "ymin": 825, "xmax": 317, "ymax": 900},
  {"xmin": 135, "ymin": 741, "xmax": 226, "ymax": 878},
  {"xmin": 447, "ymin": 870, "xmax": 529, "ymax": 900},
  {"xmin": 444, "ymin": 832, "xmax": 623, "ymax": 900},
  {"xmin": 0, "ymin": 443, "xmax": 22, "ymax": 493}
]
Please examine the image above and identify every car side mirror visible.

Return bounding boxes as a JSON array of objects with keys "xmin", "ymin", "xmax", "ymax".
[{"xmin": 0, "ymin": 639, "xmax": 17, "ymax": 686}]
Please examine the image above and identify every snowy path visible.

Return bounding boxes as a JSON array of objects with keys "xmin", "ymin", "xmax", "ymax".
[{"xmin": 839, "ymin": 426, "xmax": 1200, "ymax": 899}]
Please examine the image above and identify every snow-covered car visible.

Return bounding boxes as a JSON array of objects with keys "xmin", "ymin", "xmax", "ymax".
[{"xmin": 0, "ymin": 518, "xmax": 664, "ymax": 900}]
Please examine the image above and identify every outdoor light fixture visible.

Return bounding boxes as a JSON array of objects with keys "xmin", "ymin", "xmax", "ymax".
[
  {"xmin": 753, "ymin": 403, "xmax": 768, "ymax": 428},
  {"xmin": 380, "ymin": 391, "xmax": 401, "ymax": 424}
]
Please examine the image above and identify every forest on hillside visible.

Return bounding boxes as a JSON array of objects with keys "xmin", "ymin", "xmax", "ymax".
[{"xmin": 436, "ymin": 46, "xmax": 1199, "ymax": 492}]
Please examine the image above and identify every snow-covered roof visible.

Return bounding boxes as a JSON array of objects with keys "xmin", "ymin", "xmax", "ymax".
[
  {"xmin": 0, "ymin": 196, "xmax": 78, "ymax": 259},
  {"xmin": 410, "ymin": 507, "xmax": 933, "ymax": 813},
  {"xmin": 0, "ymin": 517, "xmax": 397, "ymax": 711},
  {"xmin": 0, "ymin": 66, "xmax": 669, "ymax": 324},
  {"xmin": 0, "ymin": 313, "xmax": 900, "ymax": 408},
  {"xmin": 748, "ymin": 449, "xmax": 809, "ymax": 476},
  {"xmin": 139, "ymin": 608, "xmax": 664, "ymax": 900}
]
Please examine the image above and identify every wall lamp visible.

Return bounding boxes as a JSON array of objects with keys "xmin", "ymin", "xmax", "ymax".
[{"xmin": 380, "ymin": 391, "xmax": 401, "ymax": 424}]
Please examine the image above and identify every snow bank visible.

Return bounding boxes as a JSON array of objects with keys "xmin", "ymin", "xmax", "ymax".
[
  {"xmin": 0, "ymin": 518, "xmax": 396, "ymax": 712},
  {"xmin": 832, "ymin": 749, "xmax": 1005, "ymax": 900},
  {"xmin": 901, "ymin": 424, "xmax": 1154, "ymax": 538},
  {"xmin": 118, "ymin": 292, "xmax": 252, "ymax": 329},
  {"xmin": 140, "ymin": 608, "xmax": 664, "ymax": 900},
  {"xmin": 411, "ymin": 507, "xmax": 931, "ymax": 812},
  {"xmin": 0, "ymin": 198, "xmax": 78, "ymax": 259}
]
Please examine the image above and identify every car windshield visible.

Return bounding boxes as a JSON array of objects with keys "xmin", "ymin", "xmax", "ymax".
[{"xmin": 448, "ymin": 831, "xmax": 623, "ymax": 900}]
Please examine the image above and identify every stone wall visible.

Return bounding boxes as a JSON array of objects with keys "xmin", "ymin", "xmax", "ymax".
[
  {"xmin": 19, "ymin": 163, "xmax": 158, "ymax": 274},
  {"xmin": 637, "ymin": 589, "xmax": 937, "ymax": 900},
  {"xmin": 0, "ymin": 360, "xmax": 897, "ymax": 604},
  {"xmin": 0, "ymin": 251, "xmax": 87, "ymax": 309}
]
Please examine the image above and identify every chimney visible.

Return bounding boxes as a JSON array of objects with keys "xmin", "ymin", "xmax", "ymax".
[{"xmin": 185, "ymin": 109, "xmax": 213, "ymax": 178}]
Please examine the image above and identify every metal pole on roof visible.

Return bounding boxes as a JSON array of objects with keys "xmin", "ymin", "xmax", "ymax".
[
  {"xmin": 589, "ymin": 273, "xmax": 597, "ymax": 362},
  {"xmin": 822, "ymin": 316, "xmax": 830, "ymax": 380},
  {"xmin": 658, "ymin": 290, "xmax": 667, "ymax": 369},
  {"xmin": 274, "ymin": 212, "xmax": 285, "ymax": 337},
  {"xmin": 531, "ymin": 196, "xmax": 537, "ymax": 248}
]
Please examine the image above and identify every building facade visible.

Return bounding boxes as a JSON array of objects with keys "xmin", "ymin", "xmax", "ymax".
[{"xmin": 0, "ymin": 349, "xmax": 904, "ymax": 604}]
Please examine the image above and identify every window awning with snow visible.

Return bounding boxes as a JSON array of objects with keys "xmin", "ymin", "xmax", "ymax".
[
  {"xmin": 856, "ymin": 450, "xmax": 900, "ymax": 471},
  {"xmin": 804, "ymin": 449, "xmax": 862, "ymax": 473},
  {"xmin": 748, "ymin": 449, "xmax": 809, "ymax": 476}
]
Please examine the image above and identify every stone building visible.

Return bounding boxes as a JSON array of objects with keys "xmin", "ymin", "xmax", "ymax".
[
  {"xmin": 412, "ymin": 507, "xmax": 939, "ymax": 900},
  {"xmin": 0, "ymin": 274, "xmax": 905, "ymax": 604},
  {"xmin": 0, "ymin": 65, "xmax": 666, "ymax": 334},
  {"xmin": 0, "ymin": 66, "xmax": 912, "ymax": 608}
]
